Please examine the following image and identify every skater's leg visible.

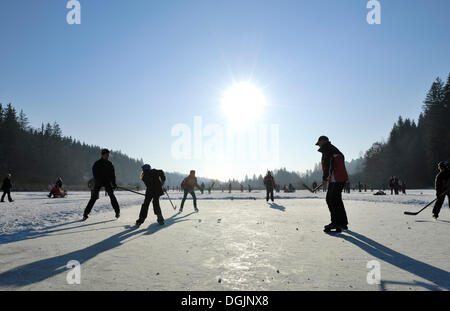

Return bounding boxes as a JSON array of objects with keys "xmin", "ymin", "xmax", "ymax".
[
  {"xmin": 105, "ymin": 185, "xmax": 120, "ymax": 215},
  {"xmin": 83, "ymin": 184, "xmax": 101, "ymax": 217},
  {"xmin": 432, "ymin": 194, "xmax": 446, "ymax": 217},
  {"xmin": 152, "ymin": 196, "xmax": 164, "ymax": 224},
  {"xmin": 266, "ymin": 188, "xmax": 269, "ymax": 202},
  {"xmin": 7, "ymin": 191, "xmax": 13, "ymax": 202},
  {"xmin": 270, "ymin": 189, "xmax": 274, "ymax": 202},
  {"xmin": 180, "ymin": 189, "xmax": 188, "ymax": 210},
  {"xmin": 333, "ymin": 182, "xmax": 348, "ymax": 227},
  {"xmin": 326, "ymin": 183, "xmax": 337, "ymax": 225},
  {"xmin": 137, "ymin": 192, "xmax": 152, "ymax": 223},
  {"xmin": 152, "ymin": 195, "xmax": 162, "ymax": 216},
  {"xmin": 191, "ymin": 191, "xmax": 198, "ymax": 210},
  {"xmin": 1, "ymin": 191, "xmax": 6, "ymax": 202}
]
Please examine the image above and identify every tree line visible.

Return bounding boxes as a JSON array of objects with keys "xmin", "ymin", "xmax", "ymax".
[
  {"xmin": 0, "ymin": 103, "xmax": 144, "ymax": 190},
  {"xmin": 352, "ymin": 73, "xmax": 450, "ymax": 188}
]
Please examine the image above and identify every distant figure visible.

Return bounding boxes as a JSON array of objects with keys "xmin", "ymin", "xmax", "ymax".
[
  {"xmin": 393, "ymin": 176, "xmax": 400, "ymax": 195},
  {"xmin": 401, "ymin": 181, "xmax": 406, "ymax": 194},
  {"xmin": 82, "ymin": 149, "xmax": 120, "ymax": 221},
  {"xmin": 312, "ymin": 181, "xmax": 318, "ymax": 193},
  {"xmin": 346, "ymin": 181, "xmax": 351, "ymax": 194},
  {"xmin": 1, "ymin": 174, "xmax": 13, "ymax": 203},
  {"xmin": 288, "ymin": 183, "xmax": 295, "ymax": 192},
  {"xmin": 207, "ymin": 182, "xmax": 215, "ymax": 194},
  {"xmin": 364, "ymin": 184, "xmax": 367, "ymax": 192},
  {"xmin": 315, "ymin": 135, "xmax": 349, "ymax": 232},
  {"xmin": 240, "ymin": 184, "xmax": 244, "ymax": 193},
  {"xmin": 275, "ymin": 184, "xmax": 280, "ymax": 193},
  {"xmin": 228, "ymin": 182, "xmax": 232, "ymax": 193},
  {"xmin": 432, "ymin": 161, "xmax": 450, "ymax": 219},
  {"xmin": 179, "ymin": 170, "xmax": 200, "ymax": 213},
  {"xmin": 358, "ymin": 182, "xmax": 362, "ymax": 192},
  {"xmin": 264, "ymin": 171, "xmax": 275, "ymax": 202},
  {"xmin": 248, "ymin": 184, "xmax": 252, "ymax": 193},
  {"xmin": 200, "ymin": 182, "xmax": 205, "ymax": 194},
  {"xmin": 135, "ymin": 164, "xmax": 166, "ymax": 226},
  {"xmin": 389, "ymin": 176, "xmax": 394, "ymax": 194},
  {"xmin": 48, "ymin": 177, "xmax": 64, "ymax": 198}
]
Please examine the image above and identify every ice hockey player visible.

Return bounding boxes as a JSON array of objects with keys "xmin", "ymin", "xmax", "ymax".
[
  {"xmin": 1, "ymin": 173, "xmax": 13, "ymax": 203},
  {"xmin": 264, "ymin": 171, "xmax": 275, "ymax": 202},
  {"xmin": 315, "ymin": 136, "xmax": 349, "ymax": 233},
  {"xmin": 432, "ymin": 161, "xmax": 450, "ymax": 219},
  {"xmin": 135, "ymin": 164, "xmax": 166, "ymax": 226},
  {"xmin": 82, "ymin": 149, "xmax": 120, "ymax": 221},
  {"xmin": 179, "ymin": 170, "xmax": 200, "ymax": 213},
  {"xmin": 48, "ymin": 177, "xmax": 64, "ymax": 198}
]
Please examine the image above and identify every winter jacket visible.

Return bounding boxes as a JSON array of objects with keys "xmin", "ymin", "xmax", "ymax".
[
  {"xmin": 141, "ymin": 169, "xmax": 166, "ymax": 196},
  {"xmin": 264, "ymin": 175, "xmax": 275, "ymax": 189},
  {"xmin": 1, "ymin": 178, "xmax": 12, "ymax": 191},
  {"xmin": 435, "ymin": 169, "xmax": 450, "ymax": 196},
  {"xmin": 318, "ymin": 142, "xmax": 348, "ymax": 183},
  {"xmin": 92, "ymin": 158, "xmax": 117, "ymax": 186},
  {"xmin": 55, "ymin": 180, "xmax": 63, "ymax": 189},
  {"xmin": 181, "ymin": 175, "xmax": 199, "ymax": 192}
]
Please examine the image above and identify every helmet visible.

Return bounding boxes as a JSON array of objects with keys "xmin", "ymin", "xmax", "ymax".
[
  {"xmin": 142, "ymin": 164, "xmax": 151, "ymax": 171},
  {"xmin": 438, "ymin": 161, "xmax": 449, "ymax": 169}
]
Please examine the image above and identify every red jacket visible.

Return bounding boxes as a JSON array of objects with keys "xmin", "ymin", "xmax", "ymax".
[{"xmin": 318, "ymin": 142, "xmax": 348, "ymax": 183}]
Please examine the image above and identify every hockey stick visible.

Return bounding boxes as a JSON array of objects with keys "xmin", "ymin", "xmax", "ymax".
[
  {"xmin": 302, "ymin": 183, "xmax": 323, "ymax": 193},
  {"xmin": 117, "ymin": 186, "xmax": 145, "ymax": 196},
  {"xmin": 165, "ymin": 190, "xmax": 177, "ymax": 210},
  {"xmin": 404, "ymin": 198, "xmax": 437, "ymax": 216},
  {"xmin": 404, "ymin": 189, "xmax": 448, "ymax": 216}
]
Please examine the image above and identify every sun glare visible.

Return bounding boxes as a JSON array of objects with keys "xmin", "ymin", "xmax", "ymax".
[{"xmin": 221, "ymin": 82, "xmax": 267, "ymax": 124}]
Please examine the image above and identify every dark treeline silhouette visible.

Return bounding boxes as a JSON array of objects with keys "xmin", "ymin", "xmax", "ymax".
[
  {"xmin": 0, "ymin": 103, "xmax": 144, "ymax": 190},
  {"xmin": 352, "ymin": 74, "xmax": 450, "ymax": 188}
]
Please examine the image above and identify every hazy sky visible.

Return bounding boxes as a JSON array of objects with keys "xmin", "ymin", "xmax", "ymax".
[{"xmin": 1, "ymin": 0, "xmax": 450, "ymax": 180}]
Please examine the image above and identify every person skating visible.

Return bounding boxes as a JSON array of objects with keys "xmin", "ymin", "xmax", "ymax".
[
  {"xmin": 432, "ymin": 161, "xmax": 450, "ymax": 219},
  {"xmin": 82, "ymin": 149, "xmax": 120, "ymax": 221},
  {"xmin": 240, "ymin": 184, "xmax": 244, "ymax": 192},
  {"xmin": 263, "ymin": 171, "xmax": 275, "ymax": 202},
  {"xmin": 1, "ymin": 174, "xmax": 13, "ymax": 203},
  {"xmin": 315, "ymin": 136, "xmax": 349, "ymax": 233},
  {"xmin": 48, "ymin": 177, "xmax": 64, "ymax": 198},
  {"xmin": 179, "ymin": 170, "xmax": 200, "ymax": 213},
  {"xmin": 135, "ymin": 164, "xmax": 166, "ymax": 226},
  {"xmin": 228, "ymin": 182, "xmax": 232, "ymax": 193}
]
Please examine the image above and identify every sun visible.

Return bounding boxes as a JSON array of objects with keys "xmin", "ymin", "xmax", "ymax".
[{"xmin": 221, "ymin": 82, "xmax": 267, "ymax": 124}]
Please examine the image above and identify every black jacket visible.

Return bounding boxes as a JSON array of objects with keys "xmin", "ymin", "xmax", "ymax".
[
  {"xmin": 141, "ymin": 169, "xmax": 166, "ymax": 196},
  {"xmin": 435, "ymin": 169, "xmax": 450, "ymax": 196},
  {"xmin": 1, "ymin": 178, "xmax": 12, "ymax": 191},
  {"xmin": 92, "ymin": 158, "xmax": 117, "ymax": 186},
  {"xmin": 55, "ymin": 180, "xmax": 63, "ymax": 188}
]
